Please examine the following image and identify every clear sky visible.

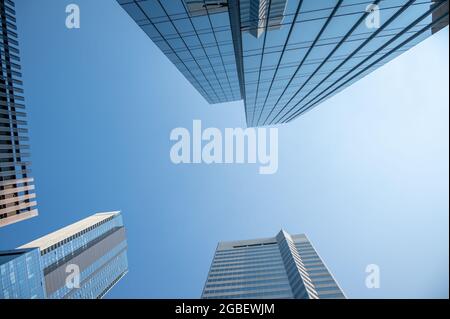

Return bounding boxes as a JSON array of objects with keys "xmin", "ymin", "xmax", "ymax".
[{"xmin": 0, "ymin": 0, "xmax": 447, "ymax": 299}]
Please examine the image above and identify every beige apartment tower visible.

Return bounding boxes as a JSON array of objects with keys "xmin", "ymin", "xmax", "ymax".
[{"xmin": 0, "ymin": 0, "xmax": 38, "ymax": 227}]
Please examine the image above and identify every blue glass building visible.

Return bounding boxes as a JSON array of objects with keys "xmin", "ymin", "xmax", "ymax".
[
  {"xmin": 202, "ymin": 230, "xmax": 345, "ymax": 299},
  {"xmin": 0, "ymin": 212, "xmax": 128, "ymax": 299},
  {"xmin": 117, "ymin": 0, "xmax": 449, "ymax": 126},
  {"xmin": 0, "ymin": 248, "xmax": 46, "ymax": 299},
  {"xmin": 20, "ymin": 212, "xmax": 129, "ymax": 299},
  {"xmin": 118, "ymin": 0, "xmax": 242, "ymax": 104}
]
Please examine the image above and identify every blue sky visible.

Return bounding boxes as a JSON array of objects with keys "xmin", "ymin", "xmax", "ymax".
[{"xmin": 0, "ymin": 0, "xmax": 447, "ymax": 298}]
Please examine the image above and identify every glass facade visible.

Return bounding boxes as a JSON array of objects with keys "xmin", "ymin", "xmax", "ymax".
[
  {"xmin": 117, "ymin": 0, "xmax": 242, "ymax": 104},
  {"xmin": 0, "ymin": 212, "xmax": 129, "ymax": 299},
  {"xmin": 118, "ymin": 0, "xmax": 448, "ymax": 126},
  {"xmin": 202, "ymin": 230, "xmax": 345, "ymax": 299},
  {"xmin": 66, "ymin": 246, "xmax": 128, "ymax": 299},
  {"xmin": 242, "ymin": 0, "xmax": 449, "ymax": 127},
  {"xmin": 0, "ymin": 0, "xmax": 38, "ymax": 227},
  {"xmin": 36, "ymin": 213, "xmax": 125, "ymax": 270},
  {"xmin": 291, "ymin": 234, "xmax": 345, "ymax": 298},
  {"xmin": 0, "ymin": 248, "xmax": 46, "ymax": 299},
  {"xmin": 21, "ymin": 212, "xmax": 129, "ymax": 299},
  {"xmin": 240, "ymin": 0, "xmax": 288, "ymax": 38}
]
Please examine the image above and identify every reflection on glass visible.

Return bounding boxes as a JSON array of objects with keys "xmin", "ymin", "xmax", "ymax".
[{"xmin": 118, "ymin": 0, "xmax": 448, "ymax": 127}]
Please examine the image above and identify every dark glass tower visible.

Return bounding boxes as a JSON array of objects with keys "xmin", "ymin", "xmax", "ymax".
[
  {"xmin": 117, "ymin": 0, "xmax": 449, "ymax": 126},
  {"xmin": 0, "ymin": 0, "xmax": 37, "ymax": 227},
  {"xmin": 202, "ymin": 230, "xmax": 345, "ymax": 299}
]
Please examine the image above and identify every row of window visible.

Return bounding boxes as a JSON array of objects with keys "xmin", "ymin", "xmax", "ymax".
[
  {"xmin": 212, "ymin": 255, "xmax": 283, "ymax": 269},
  {"xmin": 213, "ymin": 249, "xmax": 281, "ymax": 261},
  {"xmin": 216, "ymin": 244, "xmax": 279, "ymax": 255},
  {"xmin": 203, "ymin": 283, "xmax": 292, "ymax": 296},
  {"xmin": 207, "ymin": 271, "xmax": 288, "ymax": 283},
  {"xmin": 205, "ymin": 277, "xmax": 289, "ymax": 290},
  {"xmin": 208, "ymin": 265, "xmax": 287, "ymax": 278},
  {"xmin": 204, "ymin": 289, "xmax": 292, "ymax": 299},
  {"xmin": 41, "ymin": 216, "xmax": 116, "ymax": 255},
  {"xmin": 209, "ymin": 261, "xmax": 285, "ymax": 274},
  {"xmin": 213, "ymin": 250, "xmax": 281, "ymax": 261}
]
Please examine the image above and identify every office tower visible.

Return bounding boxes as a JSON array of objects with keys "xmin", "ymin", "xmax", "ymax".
[
  {"xmin": 0, "ymin": 248, "xmax": 46, "ymax": 299},
  {"xmin": 0, "ymin": 0, "xmax": 37, "ymax": 227},
  {"xmin": 202, "ymin": 230, "xmax": 345, "ymax": 299},
  {"xmin": 19, "ymin": 212, "xmax": 129, "ymax": 299},
  {"xmin": 0, "ymin": 211, "xmax": 128, "ymax": 299},
  {"xmin": 117, "ymin": 0, "xmax": 449, "ymax": 126},
  {"xmin": 118, "ymin": 0, "xmax": 243, "ymax": 105}
]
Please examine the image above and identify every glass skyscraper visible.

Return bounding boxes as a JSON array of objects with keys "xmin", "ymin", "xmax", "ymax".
[
  {"xmin": 0, "ymin": 0, "xmax": 38, "ymax": 227},
  {"xmin": 0, "ymin": 211, "xmax": 128, "ymax": 299},
  {"xmin": 118, "ymin": 0, "xmax": 242, "ymax": 104},
  {"xmin": 117, "ymin": 0, "xmax": 449, "ymax": 127},
  {"xmin": 0, "ymin": 248, "xmax": 46, "ymax": 299},
  {"xmin": 202, "ymin": 230, "xmax": 345, "ymax": 299}
]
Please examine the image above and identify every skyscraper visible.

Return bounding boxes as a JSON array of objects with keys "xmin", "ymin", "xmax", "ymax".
[
  {"xmin": 202, "ymin": 230, "xmax": 345, "ymax": 299},
  {"xmin": 118, "ymin": 0, "xmax": 242, "ymax": 105},
  {"xmin": 117, "ymin": 0, "xmax": 449, "ymax": 127},
  {"xmin": 0, "ymin": 248, "xmax": 46, "ymax": 299},
  {"xmin": 0, "ymin": 0, "xmax": 38, "ymax": 227},
  {"xmin": 0, "ymin": 211, "xmax": 128, "ymax": 299}
]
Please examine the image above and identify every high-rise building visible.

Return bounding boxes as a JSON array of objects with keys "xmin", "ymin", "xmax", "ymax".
[
  {"xmin": 117, "ymin": 0, "xmax": 449, "ymax": 127},
  {"xmin": 0, "ymin": 248, "xmax": 46, "ymax": 299},
  {"xmin": 0, "ymin": 0, "xmax": 38, "ymax": 227},
  {"xmin": 202, "ymin": 230, "xmax": 345, "ymax": 299},
  {"xmin": 0, "ymin": 211, "xmax": 128, "ymax": 299},
  {"xmin": 20, "ymin": 211, "xmax": 129, "ymax": 299}
]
